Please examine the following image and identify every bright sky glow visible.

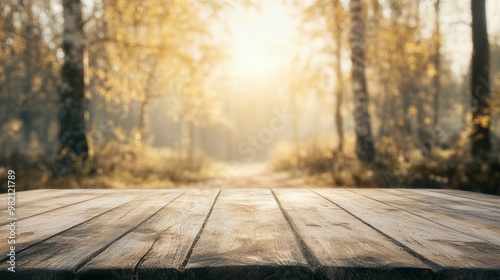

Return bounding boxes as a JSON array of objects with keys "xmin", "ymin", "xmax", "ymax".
[
  {"xmin": 226, "ymin": 1, "xmax": 298, "ymax": 82},
  {"xmin": 224, "ymin": 0, "xmax": 500, "ymax": 79}
]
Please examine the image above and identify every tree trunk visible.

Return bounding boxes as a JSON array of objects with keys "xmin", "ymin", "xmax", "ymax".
[
  {"xmin": 412, "ymin": 0, "xmax": 429, "ymax": 147},
  {"xmin": 334, "ymin": 78, "xmax": 345, "ymax": 152},
  {"xmin": 226, "ymin": 129, "xmax": 233, "ymax": 161},
  {"xmin": 59, "ymin": 0, "xmax": 88, "ymax": 161},
  {"xmin": 224, "ymin": 91, "xmax": 233, "ymax": 161},
  {"xmin": 415, "ymin": 87, "xmax": 430, "ymax": 150},
  {"xmin": 333, "ymin": 0, "xmax": 345, "ymax": 152},
  {"xmin": 400, "ymin": 84, "xmax": 412, "ymax": 135},
  {"xmin": 200, "ymin": 126, "xmax": 207, "ymax": 153},
  {"xmin": 291, "ymin": 90, "xmax": 301, "ymax": 169},
  {"xmin": 471, "ymin": 0, "xmax": 491, "ymax": 161},
  {"xmin": 20, "ymin": 111, "xmax": 33, "ymax": 149},
  {"xmin": 349, "ymin": 0, "xmax": 375, "ymax": 163},
  {"xmin": 138, "ymin": 96, "xmax": 148, "ymax": 141},
  {"xmin": 432, "ymin": 0, "xmax": 441, "ymax": 133},
  {"xmin": 187, "ymin": 121, "xmax": 194, "ymax": 168}
]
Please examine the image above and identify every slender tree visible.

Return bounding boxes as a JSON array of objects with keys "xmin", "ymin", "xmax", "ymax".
[
  {"xmin": 333, "ymin": 0, "xmax": 345, "ymax": 152},
  {"xmin": 432, "ymin": 0, "xmax": 441, "ymax": 133},
  {"xmin": 59, "ymin": 0, "xmax": 89, "ymax": 162},
  {"xmin": 471, "ymin": 0, "xmax": 491, "ymax": 161},
  {"xmin": 349, "ymin": 0, "xmax": 375, "ymax": 162}
]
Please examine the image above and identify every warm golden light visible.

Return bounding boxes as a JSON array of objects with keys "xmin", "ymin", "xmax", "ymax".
[{"xmin": 226, "ymin": 1, "xmax": 297, "ymax": 81}]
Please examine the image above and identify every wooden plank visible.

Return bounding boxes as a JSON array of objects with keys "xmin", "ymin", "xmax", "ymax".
[
  {"xmin": 389, "ymin": 189, "xmax": 500, "ymax": 216},
  {"xmin": 0, "ymin": 190, "xmax": 152, "ymax": 258},
  {"xmin": 273, "ymin": 189, "xmax": 433, "ymax": 280},
  {"xmin": 0, "ymin": 191, "xmax": 113, "ymax": 226},
  {"xmin": 185, "ymin": 189, "xmax": 311, "ymax": 280},
  {"xmin": 0, "ymin": 188, "xmax": 46, "ymax": 200},
  {"xmin": 429, "ymin": 189, "xmax": 500, "ymax": 206},
  {"xmin": 350, "ymin": 189, "xmax": 500, "ymax": 246},
  {"xmin": 2, "ymin": 189, "xmax": 185, "ymax": 280},
  {"xmin": 406, "ymin": 189, "xmax": 500, "ymax": 211},
  {"xmin": 5, "ymin": 189, "xmax": 46, "ymax": 194},
  {"xmin": 400, "ymin": 189, "xmax": 500, "ymax": 223},
  {"xmin": 0, "ymin": 189, "xmax": 106, "ymax": 203},
  {"xmin": 313, "ymin": 189, "xmax": 500, "ymax": 279},
  {"xmin": 77, "ymin": 189, "xmax": 219, "ymax": 280},
  {"xmin": 0, "ymin": 189, "xmax": 97, "ymax": 218}
]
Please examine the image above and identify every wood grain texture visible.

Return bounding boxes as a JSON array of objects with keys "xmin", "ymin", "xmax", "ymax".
[
  {"xmin": 77, "ymin": 189, "xmax": 219, "ymax": 280},
  {"xmin": 0, "ymin": 189, "xmax": 103, "ymax": 218},
  {"xmin": 399, "ymin": 189, "xmax": 500, "ymax": 224},
  {"xmin": 185, "ymin": 189, "xmax": 311, "ymax": 280},
  {"xmin": 0, "ymin": 191, "xmax": 112, "ymax": 226},
  {"xmin": 0, "ymin": 190, "xmax": 152, "ymax": 259},
  {"xmin": 2, "ymin": 189, "xmax": 185, "ymax": 280},
  {"xmin": 1, "ymin": 188, "xmax": 499, "ymax": 280},
  {"xmin": 405, "ymin": 189, "xmax": 500, "ymax": 212},
  {"xmin": 351, "ymin": 189, "xmax": 500, "ymax": 245},
  {"xmin": 313, "ymin": 189, "xmax": 500, "ymax": 279},
  {"xmin": 273, "ymin": 189, "xmax": 433, "ymax": 280},
  {"xmin": 429, "ymin": 189, "xmax": 500, "ymax": 206}
]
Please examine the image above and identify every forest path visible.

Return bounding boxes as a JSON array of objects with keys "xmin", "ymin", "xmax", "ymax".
[{"xmin": 203, "ymin": 163, "xmax": 308, "ymax": 188}]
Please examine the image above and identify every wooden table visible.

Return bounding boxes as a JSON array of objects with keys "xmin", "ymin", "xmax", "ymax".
[{"xmin": 1, "ymin": 188, "xmax": 499, "ymax": 280}]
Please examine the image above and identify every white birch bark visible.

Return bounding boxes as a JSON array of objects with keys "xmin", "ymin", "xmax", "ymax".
[{"xmin": 349, "ymin": 0, "xmax": 375, "ymax": 162}]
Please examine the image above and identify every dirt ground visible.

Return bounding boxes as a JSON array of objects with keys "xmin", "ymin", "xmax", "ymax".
[{"xmin": 191, "ymin": 163, "xmax": 310, "ymax": 189}]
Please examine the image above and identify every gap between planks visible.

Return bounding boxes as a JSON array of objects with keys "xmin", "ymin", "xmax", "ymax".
[
  {"xmin": 0, "ymin": 191, "xmax": 115, "ymax": 226},
  {"xmin": 179, "ymin": 189, "xmax": 221, "ymax": 270},
  {"xmin": 271, "ymin": 189, "xmax": 321, "ymax": 270},
  {"xmin": 312, "ymin": 188, "xmax": 500, "ymax": 280},
  {"xmin": 273, "ymin": 188, "xmax": 434, "ymax": 280},
  {"xmin": 348, "ymin": 189, "xmax": 500, "ymax": 245},
  {"xmin": 74, "ymin": 189, "xmax": 219, "ymax": 280},
  {"xmin": 73, "ymin": 190, "xmax": 189, "ymax": 274},
  {"xmin": 4, "ymin": 188, "xmax": 499, "ymax": 280},
  {"xmin": 0, "ymin": 190, "xmax": 156, "ymax": 263},
  {"xmin": 310, "ymin": 189, "xmax": 441, "ymax": 270}
]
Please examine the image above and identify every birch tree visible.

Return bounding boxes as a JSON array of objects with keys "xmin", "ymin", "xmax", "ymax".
[
  {"xmin": 349, "ymin": 0, "xmax": 375, "ymax": 162},
  {"xmin": 59, "ymin": 0, "xmax": 88, "ymax": 163},
  {"xmin": 432, "ymin": 0, "xmax": 441, "ymax": 134},
  {"xmin": 333, "ymin": 0, "xmax": 345, "ymax": 152}
]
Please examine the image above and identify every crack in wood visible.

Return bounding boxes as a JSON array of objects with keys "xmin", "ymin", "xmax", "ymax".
[{"xmin": 133, "ymin": 237, "xmax": 159, "ymax": 280}]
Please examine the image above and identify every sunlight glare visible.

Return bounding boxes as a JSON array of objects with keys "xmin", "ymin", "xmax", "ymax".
[{"xmin": 227, "ymin": 1, "xmax": 297, "ymax": 81}]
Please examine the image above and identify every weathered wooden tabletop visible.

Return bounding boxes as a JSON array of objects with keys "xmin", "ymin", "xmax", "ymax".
[{"xmin": 1, "ymin": 188, "xmax": 499, "ymax": 280}]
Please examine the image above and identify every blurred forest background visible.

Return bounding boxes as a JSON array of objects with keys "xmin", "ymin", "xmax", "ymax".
[{"xmin": 0, "ymin": 0, "xmax": 499, "ymax": 194}]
